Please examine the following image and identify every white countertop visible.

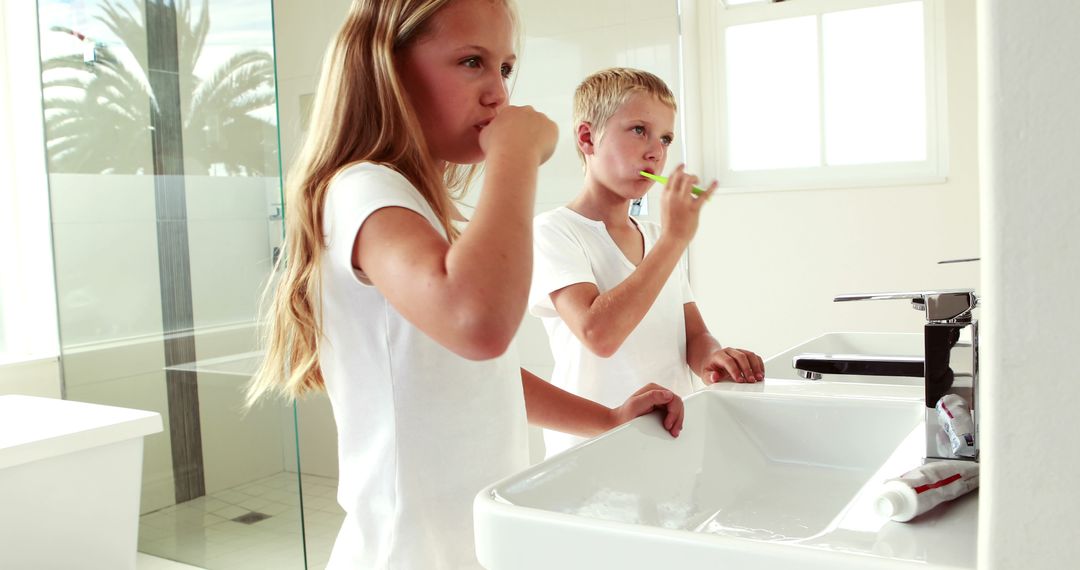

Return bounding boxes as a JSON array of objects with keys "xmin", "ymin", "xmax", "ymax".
[{"xmin": 0, "ymin": 395, "xmax": 163, "ymax": 470}]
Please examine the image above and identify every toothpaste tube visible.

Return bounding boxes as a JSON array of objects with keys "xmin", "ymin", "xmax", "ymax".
[
  {"xmin": 874, "ymin": 460, "xmax": 979, "ymax": 522},
  {"xmin": 936, "ymin": 394, "xmax": 976, "ymax": 458}
]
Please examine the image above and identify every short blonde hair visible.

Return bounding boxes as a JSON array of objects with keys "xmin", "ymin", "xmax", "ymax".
[{"xmin": 572, "ymin": 68, "xmax": 677, "ymax": 164}]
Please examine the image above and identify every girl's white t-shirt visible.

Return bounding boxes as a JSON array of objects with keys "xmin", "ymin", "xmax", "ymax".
[
  {"xmin": 319, "ymin": 162, "xmax": 529, "ymax": 570},
  {"xmin": 529, "ymin": 207, "xmax": 700, "ymax": 457}
]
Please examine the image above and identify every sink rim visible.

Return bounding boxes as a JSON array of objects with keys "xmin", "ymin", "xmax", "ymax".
[
  {"xmin": 475, "ymin": 351, "xmax": 976, "ymax": 570},
  {"xmin": 483, "ymin": 386, "xmax": 925, "ymax": 532}
]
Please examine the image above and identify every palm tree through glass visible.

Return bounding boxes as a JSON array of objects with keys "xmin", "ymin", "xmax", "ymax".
[{"xmin": 42, "ymin": 0, "xmax": 278, "ymax": 175}]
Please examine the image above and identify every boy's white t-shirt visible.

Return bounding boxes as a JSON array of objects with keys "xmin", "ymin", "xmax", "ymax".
[
  {"xmin": 529, "ymin": 206, "xmax": 699, "ymax": 457},
  {"xmin": 318, "ymin": 162, "xmax": 529, "ymax": 570}
]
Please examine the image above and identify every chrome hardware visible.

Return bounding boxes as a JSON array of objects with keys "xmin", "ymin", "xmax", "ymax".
[
  {"xmin": 833, "ymin": 290, "xmax": 978, "ymax": 324},
  {"xmin": 795, "ymin": 289, "xmax": 980, "ymax": 462}
]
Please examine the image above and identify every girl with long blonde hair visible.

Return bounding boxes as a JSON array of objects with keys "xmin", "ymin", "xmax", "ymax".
[{"xmin": 247, "ymin": 1, "xmax": 685, "ymax": 567}]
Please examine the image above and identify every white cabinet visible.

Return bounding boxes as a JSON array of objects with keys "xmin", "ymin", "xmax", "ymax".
[{"xmin": 0, "ymin": 395, "xmax": 162, "ymax": 570}]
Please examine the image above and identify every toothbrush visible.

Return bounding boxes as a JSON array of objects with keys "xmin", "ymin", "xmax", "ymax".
[{"xmin": 639, "ymin": 171, "xmax": 705, "ymax": 196}]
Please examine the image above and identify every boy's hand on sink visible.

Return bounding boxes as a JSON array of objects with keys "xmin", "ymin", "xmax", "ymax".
[
  {"xmin": 609, "ymin": 383, "xmax": 684, "ymax": 437},
  {"xmin": 702, "ymin": 347, "xmax": 765, "ymax": 383}
]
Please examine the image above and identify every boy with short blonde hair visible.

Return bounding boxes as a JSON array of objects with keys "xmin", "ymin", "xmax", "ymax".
[
  {"xmin": 529, "ymin": 67, "xmax": 764, "ymax": 457},
  {"xmin": 571, "ymin": 68, "xmax": 679, "ymax": 165}
]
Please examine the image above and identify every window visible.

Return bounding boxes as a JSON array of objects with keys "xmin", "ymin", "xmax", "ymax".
[{"xmin": 703, "ymin": 0, "xmax": 947, "ymax": 190}]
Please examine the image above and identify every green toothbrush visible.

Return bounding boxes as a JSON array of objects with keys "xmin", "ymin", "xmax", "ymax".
[{"xmin": 639, "ymin": 171, "xmax": 705, "ymax": 196}]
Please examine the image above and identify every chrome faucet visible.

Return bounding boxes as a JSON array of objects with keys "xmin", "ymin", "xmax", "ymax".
[{"xmin": 792, "ymin": 290, "xmax": 979, "ymax": 462}]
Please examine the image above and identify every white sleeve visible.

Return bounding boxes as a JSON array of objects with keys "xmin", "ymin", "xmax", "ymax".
[
  {"xmin": 529, "ymin": 214, "xmax": 596, "ymax": 318},
  {"xmin": 323, "ymin": 164, "xmax": 434, "ymax": 287}
]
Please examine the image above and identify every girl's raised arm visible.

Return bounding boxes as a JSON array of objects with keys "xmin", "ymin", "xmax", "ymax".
[{"xmin": 355, "ymin": 106, "xmax": 557, "ymax": 360}]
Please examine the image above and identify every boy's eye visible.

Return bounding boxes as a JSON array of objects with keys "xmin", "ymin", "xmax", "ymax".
[
  {"xmin": 501, "ymin": 63, "xmax": 514, "ymax": 79},
  {"xmin": 462, "ymin": 56, "xmax": 482, "ymax": 69},
  {"xmin": 632, "ymin": 126, "xmax": 646, "ymax": 135},
  {"xmin": 661, "ymin": 135, "xmax": 673, "ymax": 146}
]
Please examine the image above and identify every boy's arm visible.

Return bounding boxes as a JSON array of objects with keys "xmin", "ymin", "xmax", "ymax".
[
  {"xmin": 550, "ymin": 236, "xmax": 687, "ymax": 357},
  {"xmin": 549, "ymin": 166, "xmax": 716, "ymax": 357},
  {"xmin": 683, "ymin": 303, "xmax": 765, "ymax": 383},
  {"xmin": 521, "ymin": 368, "xmax": 683, "ymax": 438}
]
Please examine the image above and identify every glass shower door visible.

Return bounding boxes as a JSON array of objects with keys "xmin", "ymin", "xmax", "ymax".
[{"xmin": 35, "ymin": 0, "xmax": 314, "ymax": 567}]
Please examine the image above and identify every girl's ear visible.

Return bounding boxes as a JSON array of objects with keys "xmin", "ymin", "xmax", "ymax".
[{"xmin": 576, "ymin": 122, "xmax": 595, "ymax": 155}]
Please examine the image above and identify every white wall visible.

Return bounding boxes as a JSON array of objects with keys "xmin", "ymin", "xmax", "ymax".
[
  {"xmin": 272, "ymin": 0, "xmax": 342, "ymax": 171},
  {"xmin": 0, "ymin": 359, "xmax": 62, "ymax": 399},
  {"xmin": 1, "ymin": 0, "xmax": 62, "ymax": 399},
  {"xmin": 686, "ymin": 0, "xmax": 981, "ymax": 361},
  {"xmin": 978, "ymin": 1, "xmax": 1080, "ymax": 568},
  {"xmin": 0, "ymin": 0, "xmax": 60, "ymax": 367}
]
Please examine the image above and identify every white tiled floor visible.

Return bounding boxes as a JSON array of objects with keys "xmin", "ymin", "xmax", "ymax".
[{"xmin": 139, "ymin": 472, "xmax": 343, "ymax": 570}]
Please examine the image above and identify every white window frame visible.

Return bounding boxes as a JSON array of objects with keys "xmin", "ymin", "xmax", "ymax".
[{"xmin": 695, "ymin": 0, "xmax": 949, "ymax": 192}]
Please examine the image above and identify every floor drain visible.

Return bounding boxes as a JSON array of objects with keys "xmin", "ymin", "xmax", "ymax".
[{"xmin": 232, "ymin": 511, "xmax": 271, "ymax": 525}]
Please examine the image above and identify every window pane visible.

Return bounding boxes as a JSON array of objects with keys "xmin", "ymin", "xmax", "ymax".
[
  {"xmin": 725, "ymin": 17, "xmax": 820, "ymax": 171},
  {"xmin": 823, "ymin": 1, "xmax": 926, "ymax": 165}
]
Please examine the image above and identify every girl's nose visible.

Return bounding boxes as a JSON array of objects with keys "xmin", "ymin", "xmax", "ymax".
[{"xmin": 481, "ymin": 72, "xmax": 509, "ymax": 108}]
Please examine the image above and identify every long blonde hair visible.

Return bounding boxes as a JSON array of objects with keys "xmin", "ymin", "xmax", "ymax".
[{"xmin": 247, "ymin": 0, "xmax": 515, "ymax": 405}]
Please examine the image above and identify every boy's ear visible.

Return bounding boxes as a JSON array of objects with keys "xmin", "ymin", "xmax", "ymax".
[{"xmin": 576, "ymin": 122, "xmax": 595, "ymax": 155}]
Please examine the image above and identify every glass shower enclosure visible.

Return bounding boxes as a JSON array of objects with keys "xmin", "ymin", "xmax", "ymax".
[{"xmin": 34, "ymin": 0, "xmax": 340, "ymax": 568}]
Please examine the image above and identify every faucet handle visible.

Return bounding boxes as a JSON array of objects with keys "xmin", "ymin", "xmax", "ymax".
[{"xmin": 834, "ymin": 289, "xmax": 978, "ymax": 323}]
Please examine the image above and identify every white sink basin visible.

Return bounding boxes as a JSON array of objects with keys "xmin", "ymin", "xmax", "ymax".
[
  {"xmin": 475, "ymin": 384, "xmax": 976, "ymax": 569},
  {"xmin": 768, "ymin": 332, "xmax": 926, "ymax": 385}
]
